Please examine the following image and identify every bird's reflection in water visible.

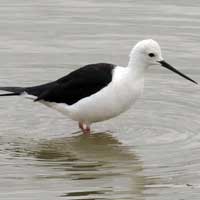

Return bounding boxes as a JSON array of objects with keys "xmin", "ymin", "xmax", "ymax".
[{"xmin": 30, "ymin": 132, "xmax": 147, "ymax": 199}]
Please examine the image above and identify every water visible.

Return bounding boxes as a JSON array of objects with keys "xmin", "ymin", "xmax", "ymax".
[{"xmin": 0, "ymin": 0, "xmax": 200, "ymax": 199}]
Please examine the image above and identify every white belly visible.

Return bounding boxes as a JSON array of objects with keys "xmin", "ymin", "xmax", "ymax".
[{"xmin": 69, "ymin": 86, "xmax": 142, "ymax": 123}]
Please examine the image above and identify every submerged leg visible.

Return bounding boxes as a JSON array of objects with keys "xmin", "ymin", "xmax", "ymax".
[{"xmin": 78, "ymin": 122, "xmax": 91, "ymax": 134}]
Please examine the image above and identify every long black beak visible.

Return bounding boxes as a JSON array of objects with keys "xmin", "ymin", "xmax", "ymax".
[{"xmin": 158, "ymin": 60, "xmax": 198, "ymax": 84}]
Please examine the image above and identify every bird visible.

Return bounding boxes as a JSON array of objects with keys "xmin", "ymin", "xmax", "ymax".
[{"xmin": 0, "ymin": 39, "xmax": 197, "ymax": 134}]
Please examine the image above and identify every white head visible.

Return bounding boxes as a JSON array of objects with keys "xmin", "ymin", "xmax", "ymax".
[
  {"xmin": 128, "ymin": 39, "xmax": 197, "ymax": 84},
  {"xmin": 129, "ymin": 39, "xmax": 163, "ymax": 66}
]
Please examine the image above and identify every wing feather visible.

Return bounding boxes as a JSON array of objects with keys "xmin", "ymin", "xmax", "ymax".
[{"xmin": 33, "ymin": 63, "xmax": 115, "ymax": 105}]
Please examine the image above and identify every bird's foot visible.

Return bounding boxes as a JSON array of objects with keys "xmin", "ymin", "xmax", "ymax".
[{"xmin": 79, "ymin": 122, "xmax": 91, "ymax": 135}]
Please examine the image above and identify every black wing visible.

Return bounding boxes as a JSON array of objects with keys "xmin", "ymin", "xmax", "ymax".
[{"xmin": 28, "ymin": 63, "xmax": 115, "ymax": 105}]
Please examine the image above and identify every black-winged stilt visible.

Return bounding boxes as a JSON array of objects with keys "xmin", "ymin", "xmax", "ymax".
[{"xmin": 0, "ymin": 39, "xmax": 197, "ymax": 134}]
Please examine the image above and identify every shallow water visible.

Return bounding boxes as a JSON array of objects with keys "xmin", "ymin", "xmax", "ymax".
[{"xmin": 0, "ymin": 0, "xmax": 200, "ymax": 199}]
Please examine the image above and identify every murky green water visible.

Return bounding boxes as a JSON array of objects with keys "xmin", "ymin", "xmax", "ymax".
[{"xmin": 0, "ymin": 0, "xmax": 200, "ymax": 199}]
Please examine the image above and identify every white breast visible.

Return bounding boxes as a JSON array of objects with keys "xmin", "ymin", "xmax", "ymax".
[{"xmin": 63, "ymin": 66, "xmax": 144, "ymax": 123}]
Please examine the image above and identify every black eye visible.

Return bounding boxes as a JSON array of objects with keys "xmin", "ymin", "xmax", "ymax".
[{"xmin": 148, "ymin": 53, "xmax": 155, "ymax": 57}]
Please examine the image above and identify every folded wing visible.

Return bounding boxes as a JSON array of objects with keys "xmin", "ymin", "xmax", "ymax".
[{"xmin": 0, "ymin": 63, "xmax": 115, "ymax": 105}]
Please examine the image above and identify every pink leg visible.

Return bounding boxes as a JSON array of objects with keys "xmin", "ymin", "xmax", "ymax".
[{"xmin": 78, "ymin": 122, "xmax": 91, "ymax": 135}]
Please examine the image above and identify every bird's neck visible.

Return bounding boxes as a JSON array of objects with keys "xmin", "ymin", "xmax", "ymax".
[{"xmin": 127, "ymin": 56, "xmax": 148, "ymax": 80}]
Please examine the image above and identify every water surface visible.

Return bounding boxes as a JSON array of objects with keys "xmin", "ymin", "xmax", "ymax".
[{"xmin": 0, "ymin": 0, "xmax": 200, "ymax": 199}]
